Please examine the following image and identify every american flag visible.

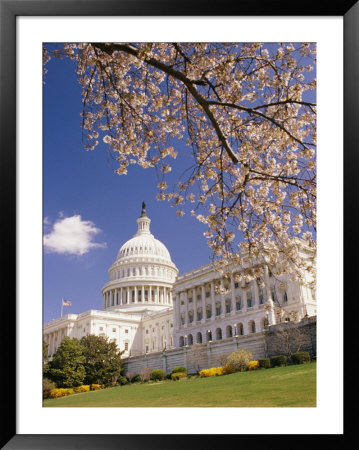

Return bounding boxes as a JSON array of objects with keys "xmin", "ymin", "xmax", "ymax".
[{"xmin": 62, "ymin": 299, "xmax": 72, "ymax": 306}]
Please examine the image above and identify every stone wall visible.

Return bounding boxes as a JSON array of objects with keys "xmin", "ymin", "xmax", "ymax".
[
  {"xmin": 122, "ymin": 331, "xmax": 266, "ymax": 375},
  {"xmin": 122, "ymin": 316, "xmax": 317, "ymax": 375},
  {"xmin": 265, "ymin": 316, "xmax": 317, "ymax": 358}
]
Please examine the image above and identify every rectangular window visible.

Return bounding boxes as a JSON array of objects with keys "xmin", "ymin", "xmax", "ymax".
[
  {"xmin": 205, "ymin": 291, "xmax": 210, "ymax": 298},
  {"xmin": 197, "ymin": 294, "xmax": 201, "ymax": 300},
  {"xmin": 247, "ymin": 295, "xmax": 252, "ymax": 308},
  {"xmin": 188, "ymin": 297, "xmax": 193, "ymax": 303},
  {"xmin": 216, "ymin": 306, "xmax": 221, "ymax": 316},
  {"xmin": 236, "ymin": 301, "xmax": 241, "ymax": 310},
  {"xmin": 234, "ymin": 282, "xmax": 239, "ymax": 288},
  {"xmin": 181, "ymin": 300, "xmax": 184, "ymax": 305},
  {"xmin": 197, "ymin": 311, "xmax": 202, "ymax": 321},
  {"xmin": 125, "ymin": 329, "xmax": 129, "ymax": 334},
  {"xmin": 206, "ymin": 309, "xmax": 211, "ymax": 319},
  {"xmin": 226, "ymin": 304, "xmax": 231, "ymax": 313},
  {"xmin": 124, "ymin": 342, "xmax": 129, "ymax": 351},
  {"xmin": 112, "ymin": 328, "xmax": 116, "ymax": 332}
]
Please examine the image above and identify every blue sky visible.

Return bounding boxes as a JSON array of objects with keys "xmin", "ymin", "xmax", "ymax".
[{"xmin": 43, "ymin": 53, "xmax": 211, "ymax": 323}]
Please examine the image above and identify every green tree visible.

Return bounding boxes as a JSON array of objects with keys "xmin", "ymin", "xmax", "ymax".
[
  {"xmin": 47, "ymin": 337, "xmax": 86, "ymax": 388},
  {"xmin": 43, "ymin": 340, "xmax": 49, "ymax": 376},
  {"xmin": 80, "ymin": 334, "xmax": 123, "ymax": 386}
]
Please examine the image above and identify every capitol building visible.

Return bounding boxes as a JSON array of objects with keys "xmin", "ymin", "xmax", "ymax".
[{"xmin": 44, "ymin": 204, "xmax": 316, "ymax": 365}]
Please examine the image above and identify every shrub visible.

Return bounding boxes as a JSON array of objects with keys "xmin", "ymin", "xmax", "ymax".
[
  {"xmin": 222, "ymin": 364, "xmax": 235, "ymax": 375},
  {"xmin": 291, "ymin": 351, "xmax": 310, "ymax": 365},
  {"xmin": 125, "ymin": 371, "xmax": 134, "ymax": 381},
  {"xmin": 270, "ymin": 355, "xmax": 288, "ymax": 367},
  {"xmin": 226, "ymin": 349, "xmax": 253, "ymax": 372},
  {"xmin": 199, "ymin": 367, "xmax": 224, "ymax": 377},
  {"xmin": 258, "ymin": 358, "xmax": 271, "ymax": 369},
  {"xmin": 171, "ymin": 372, "xmax": 187, "ymax": 381},
  {"xmin": 90, "ymin": 384, "xmax": 103, "ymax": 390},
  {"xmin": 166, "ymin": 373, "xmax": 172, "ymax": 380},
  {"xmin": 140, "ymin": 367, "xmax": 153, "ymax": 382},
  {"xmin": 172, "ymin": 366, "xmax": 187, "ymax": 374},
  {"xmin": 150, "ymin": 369, "xmax": 165, "ymax": 381},
  {"xmin": 117, "ymin": 376, "xmax": 128, "ymax": 386},
  {"xmin": 248, "ymin": 360, "xmax": 260, "ymax": 371},
  {"xmin": 43, "ymin": 378, "xmax": 56, "ymax": 399},
  {"xmin": 74, "ymin": 385, "xmax": 90, "ymax": 393},
  {"xmin": 130, "ymin": 374, "xmax": 142, "ymax": 383},
  {"xmin": 47, "ymin": 388, "xmax": 74, "ymax": 399}
]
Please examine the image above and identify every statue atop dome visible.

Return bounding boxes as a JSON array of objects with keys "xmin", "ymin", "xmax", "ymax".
[{"xmin": 141, "ymin": 200, "xmax": 146, "ymax": 217}]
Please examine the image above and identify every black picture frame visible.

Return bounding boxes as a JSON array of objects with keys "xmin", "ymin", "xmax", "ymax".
[{"xmin": 1, "ymin": 0, "xmax": 355, "ymax": 448}]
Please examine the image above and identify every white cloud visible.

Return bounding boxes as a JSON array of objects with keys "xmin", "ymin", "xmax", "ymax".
[{"xmin": 43, "ymin": 214, "xmax": 107, "ymax": 255}]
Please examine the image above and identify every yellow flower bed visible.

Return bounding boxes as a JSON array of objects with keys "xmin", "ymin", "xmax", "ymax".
[
  {"xmin": 248, "ymin": 360, "xmax": 260, "ymax": 370},
  {"xmin": 199, "ymin": 367, "xmax": 224, "ymax": 377},
  {"xmin": 74, "ymin": 385, "xmax": 90, "ymax": 393},
  {"xmin": 47, "ymin": 388, "xmax": 74, "ymax": 399},
  {"xmin": 171, "ymin": 372, "xmax": 187, "ymax": 381},
  {"xmin": 90, "ymin": 384, "xmax": 104, "ymax": 390}
]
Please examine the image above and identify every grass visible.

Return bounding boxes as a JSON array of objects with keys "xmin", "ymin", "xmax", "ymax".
[{"xmin": 43, "ymin": 362, "xmax": 316, "ymax": 407}]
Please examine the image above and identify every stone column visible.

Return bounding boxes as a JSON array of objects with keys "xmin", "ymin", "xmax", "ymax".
[
  {"xmin": 230, "ymin": 275, "xmax": 236, "ymax": 315},
  {"xmin": 264, "ymin": 265, "xmax": 276, "ymax": 324},
  {"xmin": 141, "ymin": 285, "xmax": 145, "ymax": 303},
  {"xmin": 220, "ymin": 278, "xmax": 226, "ymax": 317},
  {"xmin": 211, "ymin": 281, "xmax": 215, "ymax": 320},
  {"xmin": 120, "ymin": 287, "xmax": 123, "ymax": 305},
  {"xmin": 201, "ymin": 285, "xmax": 206, "ymax": 323},
  {"xmin": 127, "ymin": 287, "xmax": 130, "ymax": 304},
  {"xmin": 149, "ymin": 285, "xmax": 152, "ymax": 303},
  {"xmin": 134, "ymin": 286, "xmax": 137, "ymax": 303},
  {"xmin": 184, "ymin": 291, "xmax": 188, "ymax": 327},
  {"xmin": 175, "ymin": 293, "xmax": 181, "ymax": 329},
  {"xmin": 253, "ymin": 279, "xmax": 259, "ymax": 307},
  {"xmin": 156, "ymin": 286, "xmax": 160, "ymax": 304},
  {"xmin": 193, "ymin": 287, "xmax": 197, "ymax": 321}
]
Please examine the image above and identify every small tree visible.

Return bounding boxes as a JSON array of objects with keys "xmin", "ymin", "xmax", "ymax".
[
  {"xmin": 186, "ymin": 344, "xmax": 205, "ymax": 373},
  {"xmin": 226, "ymin": 349, "xmax": 253, "ymax": 372},
  {"xmin": 215, "ymin": 353, "xmax": 229, "ymax": 367},
  {"xmin": 80, "ymin": 334, "xmax": 123, "ymax": 386},
  {"xmin": 268, "ymin": 323, "xmax": 310, "ymax": 359},
  {"xmin": 140, "ymin": 367, "xmax": 153, "ymax": 382},
  {"xmin": 47, "ymin": 337, "xmax": 86, "ymax": 388}
]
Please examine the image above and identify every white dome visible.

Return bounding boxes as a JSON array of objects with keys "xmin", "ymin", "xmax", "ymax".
[
  {"xmin": 102, "ymin": 202, "xmax": 178, "ymax": 314},
  {"xmin": 117, "ymin": 235, "xmax": 171, "ymax": 261}
]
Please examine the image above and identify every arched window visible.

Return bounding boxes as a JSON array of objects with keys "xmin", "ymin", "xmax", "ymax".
[
  {"xmin": 226, "ymin": 325, "xmax": 233, "ymax": 338},
  {"xmin": 207, "ymin": 330, "xmax": 212, "ymax": 342},
  {"xmin": 179, "ymin": 336, "xmax": 184, "ymax": 347},
  {"xmin": 196, "ymin": 332, "xmax": 202, "ymax": 344},
  {"xmin": 238, "ymin": 323, "xmax": 244, "ymax": 335},
  {"xmin": 283, "ymin": 291, "xmax": 288, "ymax": 302},
  {"xmin": 197, "ymin": 308, "xmax": 202, "ymax": 321},
  {"xmin": 271, "ymin": 287, "xmax": 277, "ymax": 303},
  {"xmin": 215, "ymin": 302, "xmax": 221, "ymax": 316},
  {"xmin": 206, "ymin": 306, "xmax": 212, "ymax": 319},
  {"xmin": 249, "ymin": 320, "xmax": 256, "ymax": 333},
  {"xmin": 188, "ymin": 334, "xmax": 193, "ymax": 346},
  {"xmin": 216, "ymin": 328, "xmax": 222, "ymax": 340}
]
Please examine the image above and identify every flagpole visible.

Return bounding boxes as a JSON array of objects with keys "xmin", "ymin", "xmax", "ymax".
[{"xmin": 61, "ymin": 298, "xmax": 63, "ymax": 318}]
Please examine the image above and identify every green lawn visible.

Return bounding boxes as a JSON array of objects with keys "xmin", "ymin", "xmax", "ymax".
[{"xmin": 43, "ymin": 362, "xmax": 316, "ymax": 407}]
